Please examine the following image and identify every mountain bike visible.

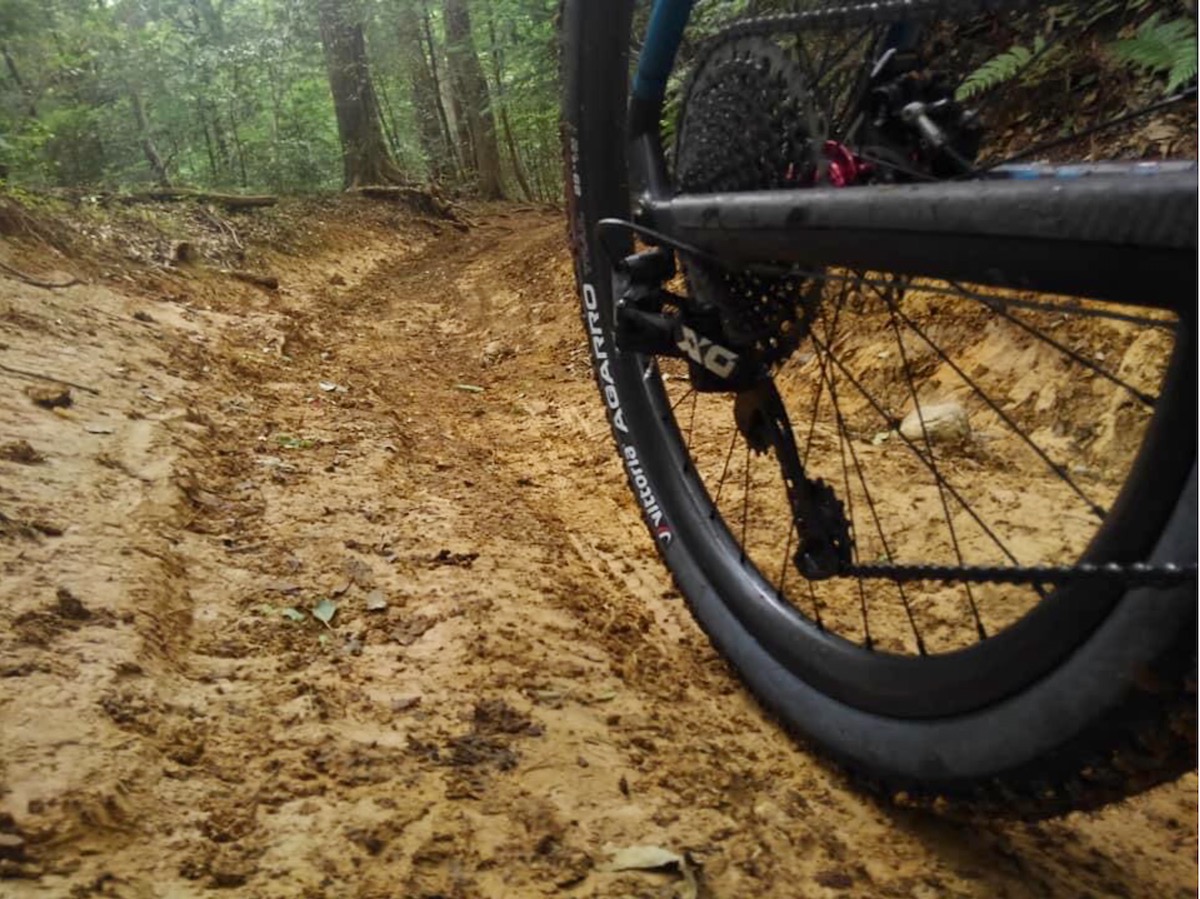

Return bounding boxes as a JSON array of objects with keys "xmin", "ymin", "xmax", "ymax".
[{"xmin": 561, "ymin": 0, "xmax": 1197, "ymax": 816}]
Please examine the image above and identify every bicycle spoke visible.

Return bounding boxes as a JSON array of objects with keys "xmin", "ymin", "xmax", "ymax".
[
  {"xmin": 712, "ymin": 428, "xmax": 739, "ymax": 512},
  {"xmin": 777, "ymin": 266, "xmax": 1161, "ymax": 406},
  {"xmin": 877, "ymin": 281, "xmax": 1110, "ymax": 521},
  {"xmin": 808, "ymin": 327, "xmax": 1032, "ymax": 574},
  {"xmin": 740, "ymin": 440, "xmax": 752, "ymax": 561},
  {"xmin": 813, "ymin": 296, "xmax": 922, "ymax": 653},
  {"xmin": 945, "ymin": 281, "xmax": 1158, "ymax": 408},
  {"xmin": 669, "ymin": 385, "xmax": 696, "ymax": 415},
  {"xmin": 685, "ymin": 390, "xmax": 699, "ymax": 451},
  {"xmin": 878, "ymin": 274, "xmax": 987, "ymax": 641}
]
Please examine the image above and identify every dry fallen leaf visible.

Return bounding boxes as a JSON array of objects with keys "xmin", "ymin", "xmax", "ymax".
[{"xmin": 601, "ymin": 845, "xmax": 705, "ymax": 899}]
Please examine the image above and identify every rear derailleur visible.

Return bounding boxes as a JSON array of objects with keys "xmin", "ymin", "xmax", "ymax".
[{"xmin": 613, "ymin": 247, "xmax": 852, "ymax": 579}]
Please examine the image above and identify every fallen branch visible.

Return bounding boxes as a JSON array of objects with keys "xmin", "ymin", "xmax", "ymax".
[
  {"xmin": 123, "ymin": 188, "xmax": 277, "ymax": 209},
  {"xmin": 0, "ymin": 361, "xmax": 100, "ymax": 395},
  {"xmin": 199, "ymin": 204, "xmax": 244, "ymax": 252},
  {"xmin": 223, "ymin": 269, "xmax": 279, "ymax": 290},
  {"xmin": 0, "ymin": 259, "xmax": 81, "ymax": 289},
  {"xmin": 348, "ymin": 185, "xmax": 467, "ymax": 226}
]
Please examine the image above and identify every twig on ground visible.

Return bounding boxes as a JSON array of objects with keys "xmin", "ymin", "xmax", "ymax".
[
  {"xmin": 200, "ymin": 204, "xmax": 244, "ymax": 252},
  {"xmin": 0, "ymin": 361, "xmax": 101, "ymax": 395},
  {"xmin": 0, "ymin": 259, "xmax": 81, "ymax": 289},
  {"xmin": 222, "ymin": 269, "xmax": 279, "ymax": 290}
]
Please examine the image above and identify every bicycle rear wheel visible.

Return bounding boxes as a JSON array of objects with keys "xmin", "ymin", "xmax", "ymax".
[{"xmin": 562, "ymin": 0, "xmax": 1197, "ymax": 816}]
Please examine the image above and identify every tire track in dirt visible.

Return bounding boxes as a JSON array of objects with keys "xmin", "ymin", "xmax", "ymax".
[{"xmin": 0, "ymin": 208, "xmax": 1194, "ymax": 897}]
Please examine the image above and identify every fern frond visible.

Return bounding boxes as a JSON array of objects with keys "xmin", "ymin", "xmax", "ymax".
[
  {"xmin": 1167, "ymin": 53, "xmax": 1197, "ymax": 94},
  {"xmin": 955, "ymin": 43, "xmax": 1035, "ymax": 101},
  {"xmin": 1111, "ymin": 13, "xmax": 1198, "ymax": 93}
]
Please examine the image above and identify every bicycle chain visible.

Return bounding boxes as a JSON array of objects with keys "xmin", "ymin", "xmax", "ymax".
[
  {"xmin": 845, "ymin": 561, "xmax": 1197, "ymax": 587},
  {"xmin": 692, "ymin": 0, "xmax": 1035, "ymax": 48},
  {"xmin": 673, "ymin": 0, "xmax": 1195, "ymax": 591}
]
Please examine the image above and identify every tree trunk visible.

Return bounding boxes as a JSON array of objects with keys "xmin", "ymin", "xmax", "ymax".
[
  {"xmin": 206, "ymin": 97, "xmax": 231, "ymax": 175},
  {"xmin": 130, "ymin": 90, "xmax": 171, "ymax": 187},
  {"xmin": 189, "ymin": 0, "xmax": 226, "ymax": 42},
  {"xmin": 483, "ymin": 2, "xmax": 533, "ymax": 201},
  {"xmin": 420, "ymin": 1, "xmax": 461, "ymax": 179},
  {"xmin": 398, "ymin": 0, "xmax": 451, "ymax": 181},
  {"xmin": 448, "ymin": 85, "xmax": 474, "ymax": 177},
  {"xmin": 197, "ymin": 100, "xmax": 218, "ymax": 181},
  {"xmin": 316, "ymin": 0, "xmax": 406, "ymax": 188},
  {"xmin": 1, "ymin": 44, "xmax": 38, "ymax": 119},
  {"xmin": 374, "ymin": 74, "xmax": 403, "ymax": 156},
  {"xmin": 442, "ymin": 0, "xmax": 504, "ymax": 199}
]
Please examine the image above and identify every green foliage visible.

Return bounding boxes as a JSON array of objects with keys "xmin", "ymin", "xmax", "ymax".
[
  {"xmin": 955, "ymin": 3, "xmax": 1197, "ymax": 102},
  {"xmin": 956, "ymin": 36, "xmax": 1047, "ymax": 100},
  {"xmin": 0, "ymin": 0, "xmax": 563, "ymax": 198},
  {"xmin": 1112, "ymin": 13, "xmax": 1198, "ymax": 94}
]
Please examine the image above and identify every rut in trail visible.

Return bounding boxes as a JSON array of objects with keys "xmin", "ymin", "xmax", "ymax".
[{"xmin": 0, "ymin": 206, "xmax": 1194, "ymax": 897}]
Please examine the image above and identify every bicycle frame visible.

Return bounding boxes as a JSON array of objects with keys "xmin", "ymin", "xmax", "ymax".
[{"xmin": 625, "ymin": 0, "xmax": 1197, "ymax": 308}]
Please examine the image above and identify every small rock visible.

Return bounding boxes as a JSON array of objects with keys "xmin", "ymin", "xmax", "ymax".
[
  {"xmin": 391, "ymin": 695, "xmax": 421, "ymax": 712},
  {"xmin": 0, "ymin": 833, "xmax": 26, "ymax": 861},
  {"xmin": 341, "ymin": 557, "xmax": 375, "ymax": 587},
  {"xmin": 481, "ymin": 339, "xmax": 514, "ymax": 366},
  {"xmin": 55, "ymin": 587, "xmax": 90, "ymax": 621},
  {"xmin": 430, "ymin": 549, "xmax": 478, "ymax": 568},
  {"xmin": 815, "ymin": 869, "xmax": 854, "ymax": 889},
  {"xmin": 328, "ymin": 273, "xmax": 346, "ymax": 286},
  {"xmin": 0, "ymin": 440, "xmax": 45, "ymax": 464},
  {"xmin": 364, "ymin": 589, "xmax": 388, "ymax": 612},
  {"xmin": 133, "ymin": 311, "xmax": 155, "ymax": 323},
  {"xmin": 208, "ymin": 846, "xmax": 254, "ymax": 889},
  {"xmin": 173, "ymin": 241, "xmax": 200, "ymax": 265},
  {"xmin": 898, "ymin": 402, "xmax": 970, "ymax": 444},
  {"xmin": 210, "ymin": 866, "xmax": 249, "ymax": 889},
  {"xmin": 0, "ymin": 858, "xmax": 41, "ymax": 880},
  {"xmin": 346, "ymin": 828, "xmax": 385, "ymax": 856},
  {"xmin": 27, "ymin": 386, "xmax": 72, "ymax": 409}
]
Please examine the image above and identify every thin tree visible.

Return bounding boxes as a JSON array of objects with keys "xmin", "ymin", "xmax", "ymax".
[
  {"xmin": 483, "ymin": 0, "xmax": 533, "ymax": 201},
  {"xmin": 443, "ymin": 0, "xmax": 504, "ymax": 199},
  {"xmin": 316, "ymin": 0, "xmax": 406, "ymax": 188},
  {"xmin": 397, "ymin": 0, "xmax": 453, "ymax": 181},
  {"xmin": 129, "ymin": 89, "xmax": 171, "ymax": 186},
  {"xmin": 420, "ymin": 0, "xmax": 462, "ymax": 179},
  {"xmin": 2, "ymin": 44, "xmax": 38, "ymax": 119}
]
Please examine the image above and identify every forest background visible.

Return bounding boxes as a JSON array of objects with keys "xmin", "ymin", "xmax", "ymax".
[
  {"xmin": 0, "ymin": 0, "xmax": 561, "ymax": 201},
  {"xmin": 0, "ymin": 0, "xmax": 1195, "ymax": 203}
]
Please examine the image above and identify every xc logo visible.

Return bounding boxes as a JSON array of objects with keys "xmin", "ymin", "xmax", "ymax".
[{"xmin": 677, "ymin": 325, "xmax": 738, "ymax": 379}]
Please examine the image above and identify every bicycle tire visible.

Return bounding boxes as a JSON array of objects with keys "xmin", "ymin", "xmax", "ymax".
[{"xmin": 561, "ymin": 0, "xmax": 1197, "ymax": 816}]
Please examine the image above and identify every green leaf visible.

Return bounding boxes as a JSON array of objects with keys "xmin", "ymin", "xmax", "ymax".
[
  {"xmin": 277, "ymin": 435, "xmax": 314, "ymax": 449},
  {"xmin": 281, "ymin": 607, "xmax": 306, "ymax": 623},
  {"xmin": 956, "ymin": 43, "xmax": 1035, "ymax": 101},
  {"xmin": 311, "ymin": 598, "xmax": 338, "ymax": 628},
  {"xmin": 1111, "ymin": 14, "xmax": 1198, "ymax": 94}
]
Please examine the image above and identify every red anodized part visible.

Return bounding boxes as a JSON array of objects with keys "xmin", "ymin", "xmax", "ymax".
[{"xmin": 822, "ymin": 139, "xmax": 869, "ymax": 186}]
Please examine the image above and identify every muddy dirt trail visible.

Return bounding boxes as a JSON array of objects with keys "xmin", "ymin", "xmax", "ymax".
[{"xmin": 0, "ymin": 207, "xmax": 1195, "ymax": 898}]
